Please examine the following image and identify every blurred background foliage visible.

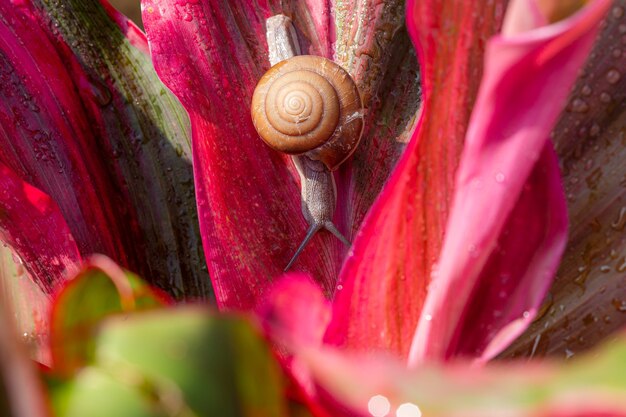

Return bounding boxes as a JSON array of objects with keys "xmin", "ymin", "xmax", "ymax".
[{"xmin": 109, "ymin": 0, "xmax": 142, "ymax": 28}]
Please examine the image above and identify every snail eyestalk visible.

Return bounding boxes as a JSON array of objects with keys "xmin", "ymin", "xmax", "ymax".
[{"xmin": 256, "ymin": 15, "xmax": 363, "ymax": 270}]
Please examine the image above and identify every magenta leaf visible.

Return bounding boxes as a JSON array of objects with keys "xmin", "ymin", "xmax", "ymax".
[
  {"xmin": 142, "ymin": 1, "xmax": 345, "ymax": 309},
  {"xmin": 0, "ymin": 2, "xmax": 124, "ymax": 289},
  {"xmin": 0, "ymin": 163, "xmax": 80, "ymax": 292},
  {"xmin": 410, "ymin": 0, "xmax": 609, "ymax": 363},
  {"xmin": 0, "ymin": 1, "xmax": 210, "ymax": 299},
  {"xmin": 325, "ymin": 0, "xmax": 510, "ymax": 358},
  {"xmin": 326, "ymin": 0, "xmax": 609, "ymax": 362},
  {"xmin": 410, "ymin": 0, "xmax": 610, "ymax": 363},
  {"xmin": 142, "ymin": 0, "xmax": 424, "ymax": 309},
  {"xmin": 505, "ymin": 0, "xmax": 626, "ymax": 358}
]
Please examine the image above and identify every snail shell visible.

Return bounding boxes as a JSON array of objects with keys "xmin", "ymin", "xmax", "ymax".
[{"xmin": 251, "ymin": 55, "xmax": 363, "ymax": 170}]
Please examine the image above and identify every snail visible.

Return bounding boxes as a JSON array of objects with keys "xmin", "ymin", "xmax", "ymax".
[{"xmin": 251, "ymin": 53, "xmax": 364, "ymax": 270}]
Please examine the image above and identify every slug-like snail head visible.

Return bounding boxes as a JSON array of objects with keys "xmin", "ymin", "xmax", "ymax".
[
  {"xmin": 251, "ymin": 55, "xmax": 363, "ymax": 170},
  {"xmin": 252, "ymin": 19, "xmax": 364, "ymax": 271}
]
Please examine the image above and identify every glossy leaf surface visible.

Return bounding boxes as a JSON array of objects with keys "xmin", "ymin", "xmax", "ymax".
[
  {"xmin": 0, "ymin": 0, "xmax": 210, "ymax": 299},
  {"xmin": 410, "ymin": 0, "xmax": 610, "ymax": 363},
  {"xmin": 325, "ymin": 0, "xmax": 509, "ymax": 356},
  {"xmin": 142, "ymin": 0, "xmax": 422, "ymax": 309},
  {"xmin": 505, "ymin": 0, "xmax": 626, "ymax": 359}
]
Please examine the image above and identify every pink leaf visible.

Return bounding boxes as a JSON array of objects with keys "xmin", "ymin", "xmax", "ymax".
[
  {"xmin": 257, "ymin": 274, "xmax": 331, "ymax": 348},
  {"xmin": 410, "ymin": 0, "xmax": 610, "ymax": 364},
  {"xmin": 142, "ymin": 1, "xmax": 340, "ymax": 309},
  {"xmin": 325, "ymin": 0, "xmax": 510, "ymax": 358},
  {"xmin": 505, "ymin": 1, "xmax": 626, "ymax": 358}
]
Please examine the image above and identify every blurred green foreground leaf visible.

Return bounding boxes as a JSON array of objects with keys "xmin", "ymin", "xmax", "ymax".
[{"xmin": 47, "ymin": 309, "xmax": 288, "ymax": 417}]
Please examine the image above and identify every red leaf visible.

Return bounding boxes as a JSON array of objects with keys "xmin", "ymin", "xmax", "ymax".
[
  {"xmin": 0, "ymin": 163, "xmax": 80, "ymax": 292},
  {"xmin": 325, "ymin": 0, "xmax": 510, "ymax": 358},
  {"xmin": 0, "ymin": 2, "xmax": 131, "ymax": 289},
  {"xmin": 505, "ymin": 1, "xmax": 626, "ymax": 358},
  {"xmin": 1, "ymin": 1, "xmax": 210, "ymax": 299},
  {"xmin": 410, "ymin": 0, "xmax": 610, "ymax": 364},
  {"xmin": 142, "ymin": 1, "xmax": 341, "ymax": 309}
]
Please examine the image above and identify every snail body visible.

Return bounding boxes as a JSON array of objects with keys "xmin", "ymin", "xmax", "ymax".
[{"xmin": 252, "ymin": 19, "xmax": 364, "ymax": 270}]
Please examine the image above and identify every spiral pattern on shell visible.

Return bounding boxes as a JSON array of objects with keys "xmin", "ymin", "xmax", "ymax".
[{"xmin": 251, "ymin": 55, "xmax": 363, "ymax": 169}]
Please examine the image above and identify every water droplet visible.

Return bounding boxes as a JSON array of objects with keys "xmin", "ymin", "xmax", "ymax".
[
  {"xmin": 582, "ymin": 313, "xmax": 597, "ymax": 326},
  {"xmin": 612, "ymin": 299, "xmax": 626, "ymax": 312},
  {"xmin": 580, "ymin": 84, "xmax": 592, "ymax": 96},
  {"xmin": 336, "ymin": 284, "xmax": 343, "ymax": 291},
  {"xmin": 569, "ymin": 98, "xmax": 589, "ymax": 113},
  {"xmin": 424, "ymin": 314, "xmax": 432, "ymax": 321},
  {"xmin": 585, "ymin": 167, "xmax": 603, "ymax": 190},
  {"xmin": 495, "ymin": 172, "xmax": 505, "ymax": 183},
  {"xmin": 606, "ymin": 69, "xmax": 621, "ymax": 85},
  {"xmin": 470, "ymin": 178, "xmax": 483, "ymax": 189},
  {"xmin": 368, "ymin": 395, "xmax": 391, "ymax": 417},
  {"xmin": 611, "ymin": 207, "xmax": 626, "ymax": 231},
  {"xmin": 522, "ymin": 311, "xmax": 530, "ymax": 319},
  {"xmin": 600, "ymin": 92, "xmax": 612, "ymax": 103}
]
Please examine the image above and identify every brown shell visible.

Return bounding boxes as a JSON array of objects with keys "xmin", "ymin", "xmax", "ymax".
[{"xmin": 251, "ymin": 55, "xmax": 363, "ymax": 170}]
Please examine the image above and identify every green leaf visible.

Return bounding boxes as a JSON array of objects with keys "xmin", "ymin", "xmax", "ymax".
[
  {"xmin": 50, "ymin": 308, "xmax": 288, "ymax": 417},
  {"xmin": 47, "ymin": 369, "xmax": 163, "ymax": 417},
  {"xmin": 50, "ymin": 257, "xmax": 170, "ymax": 375}
]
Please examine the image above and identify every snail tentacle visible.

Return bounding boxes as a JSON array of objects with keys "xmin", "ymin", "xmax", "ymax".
[{"xmin": 284, "ymin": 223, "xmax": 321, "ymax": 272}]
